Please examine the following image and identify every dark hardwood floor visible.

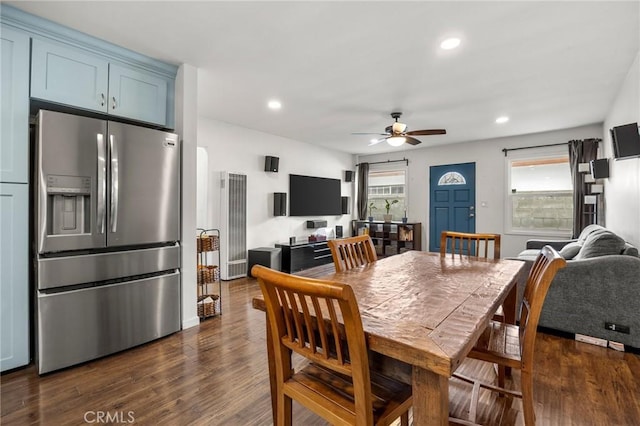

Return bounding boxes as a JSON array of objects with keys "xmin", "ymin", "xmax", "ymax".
[{"xmin": 2, "ymin": 269, "xmax": 639, "ymax": 425}]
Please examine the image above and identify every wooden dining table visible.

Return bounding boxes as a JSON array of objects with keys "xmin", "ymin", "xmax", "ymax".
[{"xmin": 252, "ymin": 250, "xmax": 527, "ymax": 425}]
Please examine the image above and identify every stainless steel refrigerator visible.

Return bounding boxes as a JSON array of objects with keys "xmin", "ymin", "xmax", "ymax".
[{"xmin": 34, "ymin": 110, "xmax": 181, "ymax": 374}]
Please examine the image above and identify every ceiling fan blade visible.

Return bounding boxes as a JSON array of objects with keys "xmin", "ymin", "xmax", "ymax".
[
  {"xmin": 405, "ymin": 129, "xmax": 447, "ymax": 136},
  {"xmin": 368, "ymin": 137, "xmax": 387, "ymax": 146},
  {"xmin": 352, "ymin": 132, "xmax": 390, "ymax": 136},
  {"xmin": 404, "ymin": 136, "xmax": 422, "ymax": 146}
]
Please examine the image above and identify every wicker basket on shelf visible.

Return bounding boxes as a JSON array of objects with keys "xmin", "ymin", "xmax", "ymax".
[
  {"xmin": 197, "ymin": 235, "xmax": 220, "ymax": 253},
  {"xmin": 197, "ymin": 294, "xmax": 221, "ymax": 318},
  {"xmin": 197, "ymin": 265, "xmax": 219, "ymax": 284}
]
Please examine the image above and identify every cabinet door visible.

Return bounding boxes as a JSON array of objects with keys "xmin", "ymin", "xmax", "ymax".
[
  {"xmin": 31, "ymin": 38, "xmax": 109, "ymax": 113},
  {"xmin": 1, "ymin": 25, "xmax": 30, "ymax": 183},
  {"xmin": 108, "ymin": 63, "xmax": 168, "ymax": 126},
  {"xmin": 0, "ymin": 183, "xmax": 29, "ymax": 371}
]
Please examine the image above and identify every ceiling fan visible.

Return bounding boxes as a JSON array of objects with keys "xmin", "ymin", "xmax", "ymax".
[{"xmin": 353, "ymin": 112, "xmax": 446, "ymax": 147}]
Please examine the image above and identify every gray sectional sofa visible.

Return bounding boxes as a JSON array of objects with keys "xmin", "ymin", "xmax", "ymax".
[{"xmin": 516, "ymin": 224, "xmax": 640, "ymax": 349}]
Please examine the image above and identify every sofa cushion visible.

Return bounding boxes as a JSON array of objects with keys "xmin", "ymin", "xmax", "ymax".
[
  {"xmin": 577, "ymin": 224, "xmax": 605, "ymax": 244},
  {"xmin": 559, "ymin": 241, "xmax": 582, "ymax": 259},
  {"xmin": 574, "ymin": 229, "xmax": 625, "ymax": 259},
  {"xmin": 623, "ymin": 244, "xmax": 639, "ymax": 257},
  {"xmin": 516, "ymin": 249, "xmax": 540, "ymax": 262}
]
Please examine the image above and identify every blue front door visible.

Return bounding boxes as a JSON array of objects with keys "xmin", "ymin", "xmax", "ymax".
[{"xmin": 429, "ymin": 162, "xmax": 476, "ymax": 252}]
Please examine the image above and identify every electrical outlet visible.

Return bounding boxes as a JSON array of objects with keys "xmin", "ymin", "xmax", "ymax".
[{"xmin": 605, "ymin": 322, "xmax": 630, "ymax": 334}]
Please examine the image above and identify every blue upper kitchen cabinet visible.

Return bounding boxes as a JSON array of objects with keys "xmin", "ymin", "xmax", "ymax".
[
  {"xmin": 31, "ymin": 37, "xmax": 171, "ymax": 127},
  {"xmin": 1, "ymin": 25, "xmax": 30, "ymax": 183},
  {"xmin": 31, "ymin": 37, "xmax": 109, "ymax": 114},
  {"xmin": 108, "ymin": 63, "xmax": 168, "ymax": 125}
]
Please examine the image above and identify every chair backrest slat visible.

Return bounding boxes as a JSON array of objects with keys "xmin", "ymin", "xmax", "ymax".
[
  {"xmin": 440, "ymin": 231, "xmax": 501, "ymax": 259},
  {"xmin": 311, "ymin": 297, "xmax": 330, "ymax": 359},
  {"xmin": 328, "ymin": 235, "xmax": 378, "ymax": 272}
]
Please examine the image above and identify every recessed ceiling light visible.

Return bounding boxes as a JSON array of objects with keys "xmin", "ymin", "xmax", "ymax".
[
  {"xmin": 267, "ymin": 100, "xmax": 282, "ymax": 110},
  {"xmin": 495, "ymin": 116, "xmax": 509, "ymax": 124},
  {"xmin": 440, "ymin": 37, "xmax": 461, "ymax": 50}
]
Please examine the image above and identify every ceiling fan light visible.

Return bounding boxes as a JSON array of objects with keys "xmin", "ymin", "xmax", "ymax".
[
  {"xmin": 387, "ymin": 136, "xmax": 406, "ymax": 147},
  {"xmin": 392, "ymin": 122, "xmax": 407, "ymax": 133}
]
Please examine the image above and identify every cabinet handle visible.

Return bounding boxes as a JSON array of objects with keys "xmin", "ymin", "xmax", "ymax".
[
  {"xmin": 112, "ymin": 97, "xmax": 117, "ymax": 110},
  {"xmin": 100, "ymin": 93, "xmax": 105, "ymax": 106}
]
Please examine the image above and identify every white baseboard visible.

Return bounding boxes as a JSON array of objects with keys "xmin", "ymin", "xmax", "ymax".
[
  {"xmin": 182, "ymin": 316, "xmax": 200, "ymax": 329},
  {"xmin": 575, "ymin": 333, "xmax": 608, "ymax": 347},
  {"xmin": 608, "ymin": 341, "xmax": 625, "ymax": 352}
]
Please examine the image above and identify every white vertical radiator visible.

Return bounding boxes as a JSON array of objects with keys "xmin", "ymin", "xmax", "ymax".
[{"xmin": 219, "ymin": 172, "xmax": 247, "ymax": 279}]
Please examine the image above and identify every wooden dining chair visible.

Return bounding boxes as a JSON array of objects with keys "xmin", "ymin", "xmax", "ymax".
[
  {"xmin": 440, "ymin": 231, "xmax": 501, "ymax": 259},
  {"xmin": 440, "ymin": 230, "xmax": 505, "ymax": 323},
  {"xmin": 328, "ymin": 235, "xmax": 378, "ymax": 272},
  {"xmin": 252, "ymin": 265, "xmax": 412, "ymax": 426},
  {"xmin": 452, "ymin": 246, "xmax": 567, "ymax": 426}
]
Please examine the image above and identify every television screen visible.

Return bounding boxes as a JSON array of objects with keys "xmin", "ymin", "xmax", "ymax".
[
  {"xmin": 289, "ymin": 174, "xmax": 342, "ymax": 216},
  {"xmin": 612, "ymin": 123, "xmax": 640, "ymax": 159}
]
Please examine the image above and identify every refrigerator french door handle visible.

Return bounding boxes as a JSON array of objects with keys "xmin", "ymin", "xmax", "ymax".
[
  {"xmin": 110, "ymin": 135, "xmax": 119, "ymax": 233},
  {"xmin": 97, "ymin": 134, "xmax": 106, "ymax": 234}
]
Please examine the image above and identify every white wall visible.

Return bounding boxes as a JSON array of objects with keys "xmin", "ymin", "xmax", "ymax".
[
  {"xmin": 175, "ymin": 64, "xmax": 199, "ymax": 329},
  {"xmin": 197, "ymin": 118, "xmax": 355, "ymax": 249},
  {"xmin": 358, "ymin": 124, "xmax": 603, "ymax": 257},
  {"xmin": 603, "ymin": 51, "xmax": 640, "ymax": 248}
]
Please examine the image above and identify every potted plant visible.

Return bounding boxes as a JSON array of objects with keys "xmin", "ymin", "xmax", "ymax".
[
  {"xmin": 368, "ymin": 202, "xmax": 376, "ymax": 221},
  {"xmin": 384, "ymin": 199, "xmax": 398, "ymax": 222}
]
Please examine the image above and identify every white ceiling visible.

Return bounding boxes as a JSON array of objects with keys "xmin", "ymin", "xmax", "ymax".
[{"xmin": 8, "ymin": 1, "xmax": 640, "ymax": 155}]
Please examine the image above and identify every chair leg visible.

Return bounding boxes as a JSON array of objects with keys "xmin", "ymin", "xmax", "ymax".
[
  {"xmin": 276, "ymin": 393, "xmax": 292, "ymax": 426},
  {"xmin": 498, "ymin": 365, "xmax": 506, "ymax": 389},
  {"xmin": 520, "ymin": 371, "xmax": 536, "ymax": 426},
  {"xmin": 400, "ymin": 411, "xmax": 409, "ymax": 426}
]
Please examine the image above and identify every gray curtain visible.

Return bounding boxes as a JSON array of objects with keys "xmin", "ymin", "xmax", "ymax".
[
  {"xmin": 568, "ymin": 139, "xmax": 600, "ymax": 238},
  {"xmin": 356, "ymin": 162, "xmax": 369, "ymax": 220}
]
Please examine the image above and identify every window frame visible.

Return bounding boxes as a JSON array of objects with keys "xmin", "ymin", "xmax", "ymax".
[
  {"xmin": 367, "ymin": 163, "xmax": 408, "ymax": 220},
  {"xmin": 504, "ymin": 148, "xmax": 573, "ymax": 237}
]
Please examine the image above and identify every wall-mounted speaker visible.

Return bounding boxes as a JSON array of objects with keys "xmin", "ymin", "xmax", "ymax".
[
  {"xmin": 345, "ymin": 170, "xmax": 354, "ymax": 182},
  {"xmin": 264, "ymin": 156, "xmax": 279, "ymax": 172},
  {"xmin": 590, "ymin": 158, "xmax": 609, "ymax": 179},
  {"xmin": 274, "ymin": 192, "xmax": 286, "ymax": 216},
  {"xmin": 335, "ymin": 225, "xmax": 343, "ymax": 238},
  {"xmin": 341, "ymin": 196, "xmax": 350, "ymax": 214},
  {"xmin": 306, "ymin": 220, "xmax": 327, "ymax": 229}
]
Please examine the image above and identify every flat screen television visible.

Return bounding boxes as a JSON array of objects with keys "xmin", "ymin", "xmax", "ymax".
[
  {"xmin": 289, "ymin": 174, "xmax": 341, "ymax": 216},
  {"xmin": 611, "ymin": 123, "xmax": 640, "ymax": 159}
]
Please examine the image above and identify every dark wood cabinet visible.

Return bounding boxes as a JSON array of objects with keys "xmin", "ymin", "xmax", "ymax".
[
  {"xmin": 351, "ymin": 221, "xmax": 422, "ymax": 257},
  {"xmin": 276, "ymin": 240, "xmax": 333, "ymax": 273}
]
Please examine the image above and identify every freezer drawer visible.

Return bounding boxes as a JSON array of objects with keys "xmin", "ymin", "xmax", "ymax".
[
  {"xmin": 37, "ymin": 244, "xmax": 180, "ymax": 290},
  {"xmin": 37, "ymin": 271, "xmax": 180, "ymax": 374}
]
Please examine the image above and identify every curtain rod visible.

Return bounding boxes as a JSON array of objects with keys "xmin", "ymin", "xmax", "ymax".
[
  {"xmin": 502, "ymin": 138, "xmax": 601, "ymax": 157},
  {"xmin": 356, "ymin": 158, "xmax": 408, "ymax": 167}
]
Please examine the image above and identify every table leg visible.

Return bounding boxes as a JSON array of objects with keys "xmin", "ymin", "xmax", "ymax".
[
  {"xmin": 503, "ymin": 280, "xmax": 518, "ymax": 325},
  {"xmin": 503, "ymin": 278, "xmax": 518, "ymax": 378},
  {"xmin": 412, "ymin": 366, "xmax": 449, "ymax": 425}
]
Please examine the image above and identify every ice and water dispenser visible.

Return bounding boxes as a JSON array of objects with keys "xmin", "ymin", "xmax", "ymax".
[{"xmin": 46, "ymin": 175, "xmax": 91, "ymax": 235}]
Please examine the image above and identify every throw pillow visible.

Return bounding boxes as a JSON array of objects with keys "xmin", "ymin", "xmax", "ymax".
[
  {"xmin": 559, "ymin": 241, "xmax": 582, "ymax": 259},
  {"xmin": 577, "ymin": 224, "xmax": 604, "ymax": 244},
  {"xmin": 574, "ymin": 230, "xmax": 625, "ymax": 259}
]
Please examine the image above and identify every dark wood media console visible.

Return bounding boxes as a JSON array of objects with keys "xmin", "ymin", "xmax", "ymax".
[{"xmin": 275, "ymin": 239, "xmax": 333, "ymax": 273}]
